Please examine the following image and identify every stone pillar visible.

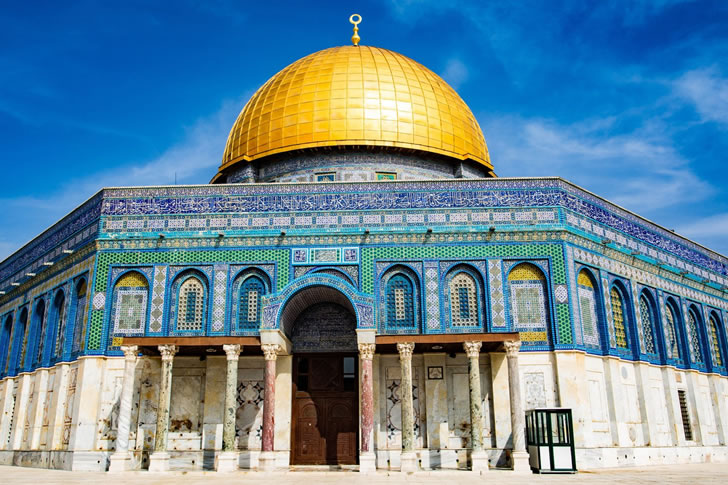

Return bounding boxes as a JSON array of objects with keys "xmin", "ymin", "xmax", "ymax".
[
  {"xmin": 504, "ymin": 341, "xmax": 529, "ymax": 472},
  {"xmin": 464, "ymin": 341, "xmax": 488, "ymax": 473},
  {"xmin": 217, "ymin": 344, "xmax": 242, "ymax": 472},
  {"xmin": 358, "ymin": 343, "xmax": 376, "ymax": 473},
  {"xmin": 397, "ymin": 342, "xmax": 417, "ymax": 472},
  {"xmin": 259, "ymin": 343, "xmax": 279, "ymax": 472},
  {"xmin": 149, "ymin": 344, "xmax": 177, "ymax": 472},
  {"xmin": 109, "ymin": 345, "xmax": 138, "ymax": 472}
]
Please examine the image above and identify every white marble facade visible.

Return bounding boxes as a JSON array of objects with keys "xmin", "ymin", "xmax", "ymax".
[{"xmin": 1, "ymin": 350, "xmax": 727, "ymax": 471}]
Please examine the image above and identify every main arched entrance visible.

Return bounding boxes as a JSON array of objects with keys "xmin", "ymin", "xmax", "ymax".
[{"xmin": 280, "ymin": 285, "xmax": 359, "ymax": 466}]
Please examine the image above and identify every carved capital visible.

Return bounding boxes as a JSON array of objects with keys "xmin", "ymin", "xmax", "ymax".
[
  {"xmin": 158, "ymin": 344, "xmax": 178, "ymax": 362},
  {"xmin": 223, "ymin": 344, "xmax": 242, "ymax": 361},
  {"xmin": 120, "ymin": 345, "xmax": 139, "ymax": 362},
  {"xmin": 261, "ymin": 343, "xmax": 280, "ymax": 361},
  {"xmin": 358, "ymin": 343, "xmax": 376, "ymax": 360},
  {"xmin": 463, "ymin": 341, "xmax": 482, "ymax": 358},
  {"xmin": 396, "ymin": 342, "xmax": 415, "ymax": 360},
  {"xmin": 504, "ymin": 340, "xmax": 522, "ymax": 357}
]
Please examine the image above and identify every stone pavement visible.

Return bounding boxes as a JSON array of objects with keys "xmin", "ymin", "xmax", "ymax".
[{"xmin": 0, "ymin": 463, "xmax": 726, "ymax": 484}]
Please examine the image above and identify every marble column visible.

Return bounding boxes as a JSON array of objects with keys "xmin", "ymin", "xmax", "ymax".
[
  {"xmin": 504, "ymin": 340, "xmax": 529, "ymax": 472},
  {"xmin": 259, "ymin": 343, "xmax": 279, "ymax": 472},
  {"xmin": 358, "ymin": 343, "xmax": 376, "ymax": 473},
  {"xmin": 217, "ymin": 344, "xmax": 242, "ymax": 472},
  {"xmin": 397, "ymin": 342, "xmax": 417, "ymax": 472},
  {"xmin": 464, "ymin": 341, "xmax": 488, "ymax": 473},
  {"xmin": 109, "ymin": 345, "xmax": 139, "ymax": 472},
  {"xmin": 149, "ymin": 344, "xmax": 177, "ymax": 472}
]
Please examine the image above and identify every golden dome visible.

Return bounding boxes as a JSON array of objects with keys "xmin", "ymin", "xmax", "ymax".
[{"xmin": 216, "ymin": 45, "xmax": 491, "ymax": 180}]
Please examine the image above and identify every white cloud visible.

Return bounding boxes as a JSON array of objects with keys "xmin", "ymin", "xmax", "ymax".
[
  {"xmin": 678, "ymin": 213, "xmax": 728, "ymax": 239},
  {"xmin": 482, "ymin": 114, "xmax": 714, "ymax": 213},
  {"xmin": 441, "ymin": 59, "xmax": 469, "ymax": 90},
  {"xmin": 0, "ymin": 97, "xmax": 245, "ymax": 261},
  {"xmin": 673, "ymin": 67, "xmax": 728, "ymax": 125}
]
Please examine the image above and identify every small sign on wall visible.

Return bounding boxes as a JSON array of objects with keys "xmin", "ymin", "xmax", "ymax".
[{"xmin": 427, "ymin": 366, "xmax": 443, "ymax": 380}]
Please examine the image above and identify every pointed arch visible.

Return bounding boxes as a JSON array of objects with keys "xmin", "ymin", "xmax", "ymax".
[
  {"xmin": 111, "ymin": 270, "xmax": 150, "ymax": 335},
  {"xmin": 233, "ymin": 269, "xmax": 271, "ymax": 333},
  {"xmin": 638, "ymin": 291, "xmax": 657, "ymax": 355},
  {"xmin": 31, "ymin": 298, "xmax": 47, "ymax": 367},
  {"xmin": 686, "ymin": 305, "xmax": 705, "ymax": 365},
  {"xmin": 609, "ymin": 283, "xmax": 629, "ymax": 350},
  {"xmin": 70, "ymin": 278, "xmax": 88, "ymax": 355},
  {"xmin": 49, "ymin": 289, "xmax": 67, "ymax": 360},
  {"xmin": 445, "ymin": 264, "xmax": 484, "ymax": 330},
  {"xmin": 0, "ymin": 314, "xmax": 13, "ymax": 376},
  {"xmin": 507, "ymin": 263, "xmax": 550, "ymax": 342},
  {"xmin": 664, "ymin": 297, "xmax": 683, "ymax": 361},
  {"xmin": 576, "ymin": 268, "xmax": 601, "ymax": 349},
  {"xmin": 12, "ymin": 307, "xmax": 29, "ymax": 374},
  {"xmin": 170, "ymin": 270, "xmax": 209, "ymax": 334},
  {"xmin": 380, "ymin": 265, "xmax": 421, "ymax": 333},
  {"xmin": 708, "ymin": 311, "xmax": 725, "ymax": 369}
]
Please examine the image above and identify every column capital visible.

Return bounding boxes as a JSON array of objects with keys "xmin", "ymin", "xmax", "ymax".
[
  {"xmin": 223, "ymin": 344, "xmax": 242, "ymax": 361},
  {"xmin": 463, "ymin": 341, "xmax": 482, "ymax": 358},
  {"xmin": 120, "ymin": 345, "xmax": 139, "ymax": 361},
  {"xmin": 358, "ymin": 343, "xmax": 376, "ymax": 360},
  {"xmin": 158, "ymin": 344, "xmax": 178, "ymax": 362},
  {"xmin": 396, "ymin": 342, "xmax": 415, "ymax": 360},
  {"xmin": 504, "ymin": 340, "xmax": 521, "ymax": 357},
  {"xmin": 261, "ymin": 343, "xmax": 280, "ymax": 361}
]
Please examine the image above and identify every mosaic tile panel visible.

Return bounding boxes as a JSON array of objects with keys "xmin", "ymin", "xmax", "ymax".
[
  {"xmin": 212, "ymin": 265, "xmax": 227, "ymax": 332},
  {"xmin": 601, "ymin": 274, "xmax": 616, "ymax": 348},
  {"xmin": 632, "ymin": 282, "xmax": 646, "ymax": 354},
  {"xmin": 149, "ymin": 266, "xmax": 167, "ymax": 333},
  {"xmin": 424, "ymin": 261, "xmax": 440, "ymax": 330},
  {"xmin": 488, "ymin": 259, "xmax": 506, "ymax": 328}
]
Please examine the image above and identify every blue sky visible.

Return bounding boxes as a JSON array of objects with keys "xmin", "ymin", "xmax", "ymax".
[{"xmin": 1, "ymin": 0, "xmax": 728, "ymax": 260}]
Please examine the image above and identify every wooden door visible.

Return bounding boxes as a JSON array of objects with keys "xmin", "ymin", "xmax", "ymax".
[{"xmin": 292, "ymin": 354, "xmax": 358, "ymax": 465}]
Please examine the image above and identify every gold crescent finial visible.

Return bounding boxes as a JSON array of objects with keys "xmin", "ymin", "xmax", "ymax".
[{"xmin": 349, "ymin": 14, "xmax": 362, "ymax": 46}]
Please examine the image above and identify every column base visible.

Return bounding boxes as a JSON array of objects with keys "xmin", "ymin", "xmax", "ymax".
[
  {"xmin": 108, "ymin": 451, "xmax": 134, "ymax": 472},
  {"xmin": 511, "ymin": 450, "xmax": 531, "ymax": 473},
  {"xmin": 258, "ymin": 451, "xmax": 277, "ymax": 472},
  {"xmin": 359, "ymin": 452, "xmax": 376, "ymax": 474},
  {"xmin": 216, "ymin": 451, "xmax": 239, "ymax": 472},
  {"xmin": 148, "ymin": 451, "xmax": 170, "ymax": 472},
  {"xmin": 400, "ymin": 451, "xmax": 418, "ymax": 473},
  {"xmin": 471, "ymin": 450, "xmax": 489, "ymax": 473}
]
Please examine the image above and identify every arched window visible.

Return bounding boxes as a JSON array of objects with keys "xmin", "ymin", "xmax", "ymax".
[
  {"xmin": 51, "ymin": 290, "xmax": 67, "ymax": 359},
  {"xmin": 577, "ymin": 270, "xmax": 600, "ymax": 348},
  {"xmin": 70, "ymin": 279, "xmax": 88, "ymax": 355},
  {"xmin": 112, "ymin": 271, "xmax": 149, "ymax": 335},
  {"xmin": 384, "ymin": 272, "xmax": 418, "ymax": 331},
  {"xmin": 447, "ymin": 270, "xmax": 480, "ymax": 328},
  {"xmin": 664, "ymin": 300, "xmax": 682, "ymax": 360},
  {"xmin": 32, "ymin": 299, "xmax": 47, "ymax": 367},
  {"xmin": 508, "ymin": 263, "xmax": 549, "ymax": 341},
  {"xmin": 638, "ymin": 294, "xmax": 656, "ymax": 354},
  {"xmin": 1, "ymin": 314, "xmax": 12, "ymax": 375},
  {"xmin": 238, "ymin": 275, "xmax": 266, "ymax": 331},
  {"xmin": 173, "ymin": 274, "xmax": 207, "ymax": 333},
  {"xmin": 708, "ymin": 314, "xmax": 723, "ymax": 367},
  {"xmin": 686, "ymin": 307, "xmax": 704, "ymax": 365},
  {"xmin": 14, "ymin": 307, "xmax": 29, "ymax": 373},
  {"xmin": 610, "ymin": 286, "xmax": 629, "ymax": 350}
]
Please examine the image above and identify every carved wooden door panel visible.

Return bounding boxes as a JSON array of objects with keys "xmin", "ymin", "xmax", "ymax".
[{"xmin": 292, "ymin": 354, "xmax": 358, "ymax": 465}]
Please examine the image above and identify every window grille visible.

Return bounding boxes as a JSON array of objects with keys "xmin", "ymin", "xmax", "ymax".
[
  {"xmin": 113, "ymin": 272, "xmax": 149, "ymax": 334},
  {"xmin": 450, "ymin": 272, "xmax": 478, "ymax": 327},
  {"xmin": 386, "ymin": 274, "xmax": 415, "ymax": 330},
  {"xmin": 71, "ymin": 280, "xmax": 87, "ymax": 354},
  {"xmin": 709, "ymin": 316, "xmax": 723, "ymax": 367},
  {"xmin": 177, "ymin": 277, "xmax": 205, "ymax": 331},
  {"xmin": 678, "ymin": 389, "xmax": 692, "ymax": 441},
  {"xmin": 687, "ymin": 310, "xmax": 703, "ymax": 364},
  {"xmin": 577, "ymin": 271, "xmax": 600, "ymax": 347},
  {"xmin": 610, "ymin": 288, "xmax": 628, "ymax": 349},
  {"xmin": 639, "ymin": 296, "xmax": 656, "ymax": 354},
  {"xmin": 665, "ymin": 303, "xmax": 681, "ymax": 359},
  {"xmin": 239, "ymin": 276, "xmax": 265, "ymax": 330}
]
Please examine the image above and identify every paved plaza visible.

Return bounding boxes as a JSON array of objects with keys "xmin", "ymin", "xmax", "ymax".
[{"xmin": 1, "ymin": 464, "xmax": 727, "ymax": 485}]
